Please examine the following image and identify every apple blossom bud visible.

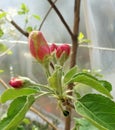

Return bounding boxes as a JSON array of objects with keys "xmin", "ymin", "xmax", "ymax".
[
  {"xmin": 56, "ymin": 44, "xmax": 70, "ymax": 58},
  {"xmin": 9, "ymin": 76, "xmax": 38, "ymax": 89},
  {"xmin": 28, "ymin": 31, "xmax": 50, "ymax": 62},
  {"xmin": 50, "ymin": 43, "xmax": 58, "ymax": 53},
  {"xmin": 9, "ymin": 77, "xmax": 23, "ymax": 88}
]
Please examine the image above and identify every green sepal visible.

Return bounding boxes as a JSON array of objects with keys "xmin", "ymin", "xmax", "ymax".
[
  {"xmin": 48, "ymin": 65, "xmax": 63, "ymax": 96},
  {"xmin": 58, "ymin": 52, "xmax": 69, "ymax": 66}
]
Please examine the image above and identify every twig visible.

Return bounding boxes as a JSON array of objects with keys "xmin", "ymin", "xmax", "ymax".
[
  {"xmin": 0, "ymin": 79, "xmax": 9, "ymax": 89},
  {"xmin": 39, "ymin": 0, "xmax": 58, "ymax": 30},
  {"xmin": 47, "ymin": 0, "xmax": 73, "ymax": 38},
  {"xmin": 10, "ymin": 21, "xmax": 29, "ymax": 37},
  {"xmin": 0, "ymin": 9, "xmax": 29, "ymax": 37},
  {"xmin": 30, "ymin": 107, "xmax": 58, "ymax": 130},
  {"xmin": 70, "ymin": 0, "xmax": 81, "ymax": 68}
]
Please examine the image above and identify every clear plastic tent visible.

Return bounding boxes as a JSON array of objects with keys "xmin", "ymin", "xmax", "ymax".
[
  {"xmin": 0, "ymin": 0, "xmax": 115, "ymax": 94},
  {"xmin": 83, "ymin": 0, "xmax": 115, "ymax": 96},
  {"xmin": 0, "ymin": 0, "xmax": 115, "ymax": 128}
]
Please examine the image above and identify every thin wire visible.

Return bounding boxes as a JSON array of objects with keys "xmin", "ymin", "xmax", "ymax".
[
  {"xmin": 0, "ymin": 39, "xmax": 27, "ymax": 44},
  {"xmin": 79, "ymin": 44, "xmax": 115, "ymax": 51}
]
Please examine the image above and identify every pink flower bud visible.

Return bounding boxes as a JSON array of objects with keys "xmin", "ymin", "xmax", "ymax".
[
  {"xmin": 50, "ymin": 43, "xmax": 58, "ymax": 53},
  {"xmin": 28, "ymin": 31, "xmax": 51, "ymax": 62},
  {"xmin": 9, "ymin": 77, "xmax": 23, "ymax": 88},
  {"xmin": 56, "ymin": 44, "xmax": 71, "ymax": 58}
]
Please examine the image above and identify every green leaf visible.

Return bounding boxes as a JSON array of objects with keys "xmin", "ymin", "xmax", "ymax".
[
  {"xmin": 82, "ymin": 69, "xmax": 103, "ymax": 78},
  {"xmin": 75, "ymin": 94, "xmax": 115, "ymax": 130},
  {"xmin": 0, "ymin": 69, "xmax": 4, "ymax": 73},
  {"xmin": 32, "ymin": 14, "xmax": 41, "ymax": 21},
  {"xmin": 0, "ymin": 95, "xmax": 35, "ymax": 130},
  {"xmin": 81, "ymin": 39, "xmax": 91, "ymax": 43},
  {"xmin": 26, "ymin": 26, "xmax": 33, "ymax": 33},
  {"xmin": 78, "ymin": 32, "xmax": 91, "ymax": 44},
  {"xmin": 0, "ymin": 43, "xmax": 13, "ymax": 54},
  {"xmin": 99, "ymin": 80, "xmax": 112, "ymax": 92},
  {"xmin": 69, "ymin": 73, "xmax": 112, "ymax": 98},
  {"xmin": 0, "ymin": 29, "xmax": 4, "ymax": 37},
  {"xmin": 64, "ymin": 65, "xmax": 78, "ymax": 84},
  {"xmin": 0, "ymin": 43, "xmax": 7, "ymax": 52},
  {"xmin": 18, "ymin": 11, "xmax": 24, "ymax": 15},
  {"xmin": 0, "ymin": 88, "xmax": 39, "ymax": 103},
  {"xmin": 78, "ymin": 32, "xmax": 84, "ymax": 41},
  {"xmin": 18, "ymin": 3, "xmax": 29, "ymax": 15},
  {"xmin": 0, "ymin": 12, "xmax": 7, "ymax": 19},
  {"xmin": 21, "ymin": 3, "xmax": 29, "ymax": 13},
  {"xmin": 22, "ymin": 118, "xmax": 31, "ymax": 125},
  {"xmin": 74, "ymin": 118, "xmax": 98, "ymax": 130},
  {"xmin": 7, "ymin": 50, "xmax": 13, "ymax": 55},
  {"xmin": 79, "ymin": 39, "xmax": 91, "ymax": 44}
]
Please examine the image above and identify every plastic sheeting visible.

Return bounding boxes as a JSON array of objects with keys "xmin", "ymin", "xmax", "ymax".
[
  {"xmin": 83, "ymin": 0, "xmax": 115, "ymax": 96},
  {"xmin": 0, "ymin": 0, "xmax": 115, "ymax": 96}
]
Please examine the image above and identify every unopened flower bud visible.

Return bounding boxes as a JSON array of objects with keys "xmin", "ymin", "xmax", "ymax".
[
  {"xmin": 56, "ymin": 44, "xmax": 71, "ymax": 65},
  {"xmin": 9, "ymin": 77, "xmax": 23, "ymax": 88},
  {"xmin": 56, "ymin": 44, "xmax": 70, "ymax": 58},
  {"xmin": 28, "ymin": 31, "xmax": 51, "ymax": 62},
  {"xmin": 9, "ymin": 76, "xmax": 38, "ymax": 89},
  {"xmin": 50, "ymin": 43, "xmax": 58, "ymax": 53}
]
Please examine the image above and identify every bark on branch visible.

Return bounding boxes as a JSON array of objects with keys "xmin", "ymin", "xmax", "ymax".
[
  {"xmin": 64, "ymin": 1, "xmax": 81, "ymax": 130},
  {"xmin": 47, "ymin": 0, "xmax": 74, "ymax": 38}
]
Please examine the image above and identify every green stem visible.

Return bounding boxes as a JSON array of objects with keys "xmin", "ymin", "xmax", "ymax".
[
  {"xmin": 34, "ymin": 83, "xmax": 55, "ymax": 94},
  {"xmin": 45, "ymin": 67, "xmax": 51, "ymax": 77},
  {"xmin": 35, "ymin": 91, "xmax": 52, "ymax": 99},
  {"xmin": 43, "ymin": 62, "xmax": 51, "ymax": 78},
  {"xmin": 58, "ymin": 100, "xmax": 64, "ymax": 112}
]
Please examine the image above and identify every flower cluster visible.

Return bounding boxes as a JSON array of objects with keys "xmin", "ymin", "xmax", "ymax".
[
  {"xmin": 28, "ymin": 31, "xmax": 71, "ymax": 64},
  {"xmin": 9, "ymin": 31, "xmax": 71, "ymax": 89},
  {"xmin": 50, "ymin": 43, "xmax": 70, "ymax": 58}
]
